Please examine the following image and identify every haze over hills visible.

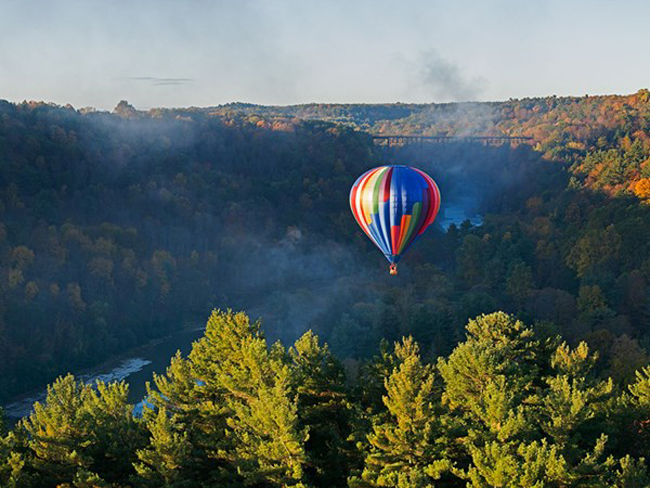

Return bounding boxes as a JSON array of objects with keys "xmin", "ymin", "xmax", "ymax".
[
  {"xmin": 2, "ymin": 90, "xmax": 650, "ymax": 398},
  {"xmin": 115, "ymin": 89, "xmax": 649, "ymax": 141},
  {"xmin": 1, "ymin": 91, "xmax": 650, "ymax": 485}
]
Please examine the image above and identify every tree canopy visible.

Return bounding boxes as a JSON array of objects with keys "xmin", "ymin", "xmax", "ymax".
[{"xmin": 1, "ymin": 310, "xmax": 649, "ymax": 486}]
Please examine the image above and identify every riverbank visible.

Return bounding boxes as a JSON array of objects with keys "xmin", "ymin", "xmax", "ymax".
[{"xmin": 3, "ymin": 323, "xmax": 205, "ymax": 421}]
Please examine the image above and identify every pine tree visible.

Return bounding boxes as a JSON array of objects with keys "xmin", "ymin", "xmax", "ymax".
[
  {"xmin": 439, "ymin": 314, "xmax": 647, "ymax": 486},
  {"xmin": 147, "ymin": 309, "xmax": 308, "ymax": 486},
  {"xmin": 134, "ymin": 407, "xmax": 193, "ymax": 487},
  {"xmin": 0, "ymin": 431, "xmax": 27, "ymax": 487},
  {"xmin": 289, "ymin": 330, "xmax": 361, "ymax": 486},
  {"xmin": 465, "ymin": 439, "xmax": 570, "ymax": 487},
  {"xmin": 630, "ymin": 365, "xmax": 650, "ymax": 407},
  {"xmin": 353, "ymin": 337, "xmax": 455, "ymax": 487},
  {"xmin": 540, "ymin": 342, "xmax": 613, "ymax": 451},
  {"xmin": 628, "ymin": 366, "xmax": 650, "ymax": 458},
  {"xmin": 437, "ymin": 312, "xmax": 540, "ymax": 441},
  {"xmin": 20, "ymin": 374, "xmax": 146, "ymax": 486},
  {"xmin": 146, "ymin": 350, "xmax": 232, "ymax": 486},
  {"xmin": 225, "ymin": 364, "xmax": 306, "ymax": 486},
  {"xmin": 1, "ymin": 309, "xmax": 649, "ymax": 486},
  {"xmin": 356, "ymin": 339, "xmax": 397, "ymax": 417},
  {"xmin": 614, "ymin": 456, "xmax": 650, "ymax": 487},
  {"xmin": 533, "ymin": 341, "xmax": 629, "ymax": 486}
]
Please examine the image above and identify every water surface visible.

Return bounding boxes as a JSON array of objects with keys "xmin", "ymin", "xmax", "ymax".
[{"xmin": 4, "ymin": 327, "xmax": 205, "ymax": 420}]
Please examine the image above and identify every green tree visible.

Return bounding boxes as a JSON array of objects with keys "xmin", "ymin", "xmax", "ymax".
[
  {"xmin": 356, "ymin": 339, "xmax": 398, "ymax": 417},
  {"xmin": 353, "ymin": 337, "xmax": 455, "ymax": 487},
  {"xmin": 149, "ymin": 309, "xmax": 307, "ymax": 486},
  {"xmin": 630, "ymin": 365, "xmax": 650, "ymax": 407},
  {"xmin": 135, "ymin": 407, "xmax": 195, "ymax": 487},
  {"xmin": 567, "ymin": 225, "xmax": 622, "ymax": 277},
  {"xmin": 146, "ymin": 350, "xmax": 230, "ymax": 486},
  {"xmin": 608, "ymin": 335, "xmax": 650, "ymax": 385},
  {"xmin": 20, "ymin": 374, "xmax": 146, "ymax": 486},
  {"xmin": 506, "ymin": 261, "xmax": 534, "ymax": 306},
  {"xmin": 456, "ymin": 235, "xmax": 485, "ymax": 286},
  {"xmin": 628, "ymin": 366, "xmax": 650, "ymax": 458},
  {"xmin": 437, "ymin": 313, "xmax": 646, "ymax": 486},
  {"xmin": 0, "ymin": 431, "xmax": 28, "ymax": 488},
  {"xmin": 465, "ymin": 439, "xmax": 570, "ymax": 487},
  {"xmin": 540, "ymin": 342, "xmax": 613, "ymax": 451},
  {"xmin": 289, "ymin": 330, "xmax": 360, "ymax": 486},
  {"xmin": 437, "ymin": 312, "xmax": 540, "ymax": 440}
]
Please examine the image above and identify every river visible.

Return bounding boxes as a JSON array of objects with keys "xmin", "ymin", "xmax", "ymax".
[
  {"xmin": 3, "ymin": 326, "xmax": 206, "ymax": 421},
  {"xmin": 437, "ymin": 197, "xmax": 484, "ymax": 229}
]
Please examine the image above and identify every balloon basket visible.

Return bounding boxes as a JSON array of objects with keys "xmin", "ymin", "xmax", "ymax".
[{"xmin": 389, "ymin": 264, "xmax": 398, "ymax": 275}]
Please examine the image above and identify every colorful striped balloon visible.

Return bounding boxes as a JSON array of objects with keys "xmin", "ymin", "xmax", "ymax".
[{"xmin": 349, "ymin": 165, "xmax": 441, "ymax": 274}]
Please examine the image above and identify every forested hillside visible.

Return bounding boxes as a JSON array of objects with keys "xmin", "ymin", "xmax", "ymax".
[
  {"xmin": 0, "ymin": 100, "xmax": 379, "ymax": 401},
  {"xmin": 2, "ymin": 90, "xmax": 650, "ymax": 417},
  {"xmin": 180, "ymin": 89, "xmax": 650, "ymax": 382}
]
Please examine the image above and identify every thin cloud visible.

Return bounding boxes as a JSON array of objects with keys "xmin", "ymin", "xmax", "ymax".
[{"xmin": 125, "ymin": 77, "xmax": 194, "ymax": 86}]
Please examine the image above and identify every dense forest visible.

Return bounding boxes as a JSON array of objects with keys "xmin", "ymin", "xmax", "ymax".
[
  {"xmin": 2, "ymin": 90, "xmax": 650, "ymax": 484},
  {"xmin": 2, "ymin": 92, "xmax": 650, "ymax": 402},
  {"xmin": 0, "ymin": 99, "xmax": 380, "ymax": 401},
  {"xmin": 1, "ymin": 309, "xmax": 649, "ymax": 486}
]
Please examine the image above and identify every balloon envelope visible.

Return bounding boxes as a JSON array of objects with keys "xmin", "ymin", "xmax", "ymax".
[{"xmin": 349, "ymin": 165, "xmax": 440, "ymax": 265}]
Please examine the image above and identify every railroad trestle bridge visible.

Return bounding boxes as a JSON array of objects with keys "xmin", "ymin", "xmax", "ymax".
[{"xmin": 372, "ymin": 135, "xmax": 533, "ymax": 147}]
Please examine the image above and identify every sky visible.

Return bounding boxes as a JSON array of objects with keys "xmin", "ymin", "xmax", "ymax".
[{"xmin": 1, "ymin": 0, "xmax": 649, "ymax": 110}]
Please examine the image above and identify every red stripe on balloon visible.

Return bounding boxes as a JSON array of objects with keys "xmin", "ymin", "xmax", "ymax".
[
  {"xmin": 349, "ymin": 184, "xmax": 363, "ymax": 226},
  {"xmin": 391, "ymin": 225, "xmax": 400, "ymax": 255},
  {"xmin": 412, "ymin": 168, "xmax": 440, "ymax": 234}
]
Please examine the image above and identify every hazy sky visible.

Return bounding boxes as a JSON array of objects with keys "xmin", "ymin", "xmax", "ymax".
[{"xmin": 1, "ymin": 0, "xmax": 648, "ymax": 110}]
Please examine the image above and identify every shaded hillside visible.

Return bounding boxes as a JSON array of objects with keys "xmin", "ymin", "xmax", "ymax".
[{"xmin": 0, "ymin": 101, "xmax": 377, "ymax": 401}]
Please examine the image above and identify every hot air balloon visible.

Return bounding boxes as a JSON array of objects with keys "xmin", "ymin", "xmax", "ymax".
[{"xmin": 349, "ymin": 165, "xmax": 441, "ymax": 275}]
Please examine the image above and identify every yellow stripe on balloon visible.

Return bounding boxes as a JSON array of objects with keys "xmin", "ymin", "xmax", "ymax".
[
  {"xmin": 355, "ymin": 169, "xmax": 378, "ymax": 231},
  {"xmin": 361, "ymin": 168, "xmax": 384, "ymax": 224}
]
